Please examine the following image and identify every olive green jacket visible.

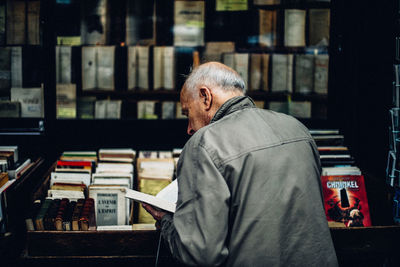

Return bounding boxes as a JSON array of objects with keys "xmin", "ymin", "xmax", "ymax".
[{"xmin": 161, "ymin": 96, "xmax": 338, "ymax": 267}]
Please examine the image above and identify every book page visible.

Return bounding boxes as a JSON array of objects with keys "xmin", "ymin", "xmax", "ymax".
[{"xmin": 156, "ymin": 179, "xmax": 178, "ymax": 203}]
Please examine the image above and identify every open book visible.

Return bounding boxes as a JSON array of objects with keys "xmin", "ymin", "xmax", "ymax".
[{"xmin": 125, "ymin": 179, "xmax": 178, "ymax": 213}]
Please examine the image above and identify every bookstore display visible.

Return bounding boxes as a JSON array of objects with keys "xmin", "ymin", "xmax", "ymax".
[
  {"xmin": 0, "ymin": 0, "xmax": 330, "ymax": 121},
  {"xmin": 1, "ymin": 0, "xmax": 400, "ymax": 266},
  {"xmin": 25, "ymin": 148, "xmax": 181, "ymax": 231}
]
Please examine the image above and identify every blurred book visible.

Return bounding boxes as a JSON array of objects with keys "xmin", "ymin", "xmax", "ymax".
[
  {"xmin": 56, "ymin": 83, "xmax": 76, "ymax": 119},
  {"xmin": 82, "ymin": 46, "xmax": 116, "ymax": 91},
  {"xmin": 271, "ymin": 54, "xmax": 293, "ymax": 93},
  {"xmin": 309, "ymin": 9, "xmax": 330, "ymax": 47},
  {"xmin": 294, "ymin": 54, "xmax": 314, "ymax": 94},
  {"xmin": 99, "ymin": 148, "xmax": 136, "ymax": 163},
  {"xmin": 153, "ymin": 46, "xmax": 175, "ymax": 90},
  {"xmin": 137, "ymin": 100, "xmax": 157, "ymax": 119},
  {"xmin": 81, "ymin": 0, "xmax": 109, "ymax": 45},
  {"xmin": 77, "ymin": 96, "xmax": 96, "ymax": 119},
  {"xmin": 173, "ymin": 1, "xmax": 205, "ymax": 47},
  {"xmin": 314, "ymin": 54, "xmax": 329, "ymax": 94},
  {"xmin": 11, "ymin": 87, "xmax": 44, "ymax": 118},
  {"xmin": 95, "ymin": 100, "xmax": 122, "ymax": 119},
  {"xmin": 202, "ymin": 42, "xmax": 235, "ymax": 63},
  {"xmin": 0, "ymin": 101, "xmax": 20, "ymax": 118},
  {"xmin": 284, "ymin": 9, "xmax": 306, "ymax": 47}
]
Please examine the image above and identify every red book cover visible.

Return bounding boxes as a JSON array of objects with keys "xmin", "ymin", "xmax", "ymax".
[
  {"xmin": 321, "ymin": 175, "xmax": 371, "ymax": 227},
  {"xmin": 57, "ymin": 160, "xmax": 92, "ymax": 167}
]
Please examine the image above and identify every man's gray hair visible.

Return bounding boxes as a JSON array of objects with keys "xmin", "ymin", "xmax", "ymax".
[{"xmin": 184, "ymin": 62, "xmax": 246, "ymax": 96}]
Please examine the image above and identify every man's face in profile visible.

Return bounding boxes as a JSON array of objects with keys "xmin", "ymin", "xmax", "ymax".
[{"xmin": 180, "ymin": 87, "xmax": 210, "ymax": 136}]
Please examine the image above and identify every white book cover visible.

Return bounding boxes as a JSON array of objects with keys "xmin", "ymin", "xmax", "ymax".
[
  {"xmin": 92, "ymin": 177, "xmax": 130, "ymax": 188},
  {"xmin": 96, "ymin": 46, "xmax": 115, "ymax": 91},
  {"xmin": 284, "ymin": 9, "xmax": 306, "ymax": 47},
  {"xmin": 137, "ymin": 46, "xmax": 150, "ymax": 90},
  {"xmin": 10, "ymin": 87, "xmax": 43, "ymax": 117},
  {"xmin": 82, "ymin": 46, "xmax": 97, "ymax": 90},
  {"xmin": 89, "ymin": 186, "xmax": 129, "ymax": 226},
  {"xmin": 97, "ymin": 163, "xmax": 134, "ymax": 174},
  {"xmin": 50, "ymin": 172, "xmax": 91, "ymax": 187},
  {"xmin": 92, "ymin": 173, "xmax": 133, "ymax": 188},
  {"xmin": 163, "ymin": 46, "xmax": 175, "ymax": 90},
  {"xmin": 138, "ymin": 160, "xmax": 175, "ymax": 180},
  {"xmin": 127, "ymin": 46, "xmax": 138, "ymax": 90},
  {"xmin": 125, "ymin": 179, "xmax": 178, "ymax": 213},
  {"xmin": 153, "ymin": 46, "xmax": 163, "ymax": 90}
]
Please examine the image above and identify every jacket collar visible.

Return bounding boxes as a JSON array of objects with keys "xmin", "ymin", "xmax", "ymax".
[{"xmin": 211, "ymin": 96, "xmax": 255, "ymax": 123}]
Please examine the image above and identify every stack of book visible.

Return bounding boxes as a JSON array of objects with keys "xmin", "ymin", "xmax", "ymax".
[
  {"xmin": 89, "ymin": 148, "xmax": 136, "ymax": 227},
  {"xmin": 25, "ymin": 148, "xmax": 180, "ymax": 230},
  {"xmin": 310, "ymin": 129, "xmax": 372, "ymax": 227}
]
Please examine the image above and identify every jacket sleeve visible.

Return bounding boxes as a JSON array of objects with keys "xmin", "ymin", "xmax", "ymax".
[{"xmin": 160, "ymin": 143, "xmax": 230, "ymax": 266}]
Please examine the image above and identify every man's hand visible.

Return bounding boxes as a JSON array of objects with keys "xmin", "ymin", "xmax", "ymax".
[{"xmin": 142, "ymin": 203, "xmax": 167, "ymax": 226}]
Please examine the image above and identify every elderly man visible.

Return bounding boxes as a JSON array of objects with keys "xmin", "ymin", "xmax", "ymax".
[{"xmin": 143, "ymin": 62, "xmax": 338, "ymax": 266}]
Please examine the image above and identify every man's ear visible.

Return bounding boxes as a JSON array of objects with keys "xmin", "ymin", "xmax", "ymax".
[{"xmin": 199, "ymin": 87, "xmax": 212, "ymax": 110}]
